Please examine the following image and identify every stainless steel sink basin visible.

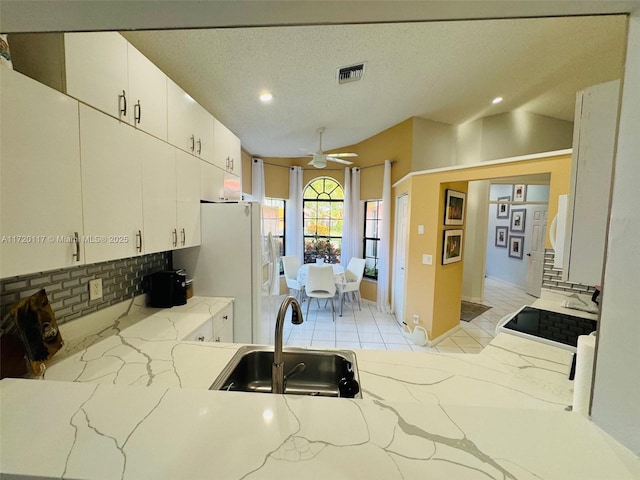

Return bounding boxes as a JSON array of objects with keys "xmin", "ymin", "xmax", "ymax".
[{"xmin": 210, "ymin": 345, "xmax": 362, "ymax": 398}]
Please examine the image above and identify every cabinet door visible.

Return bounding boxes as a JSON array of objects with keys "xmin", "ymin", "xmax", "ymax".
[
  {"xmin": 563, "ymin": 80, "xmax": 620, "ymax": 285},
  {"xmin": 176, "ymin": 150, "xmax": 201, "ymax": 248},
  {"xmin": 212, "ymin": 117, "xmax": 230, "ymax": 170},
  {"xmin": 65, "ymin": 32, "xmax": 129, "ymax": 123},
  {"xmin": 194, "ymin": 103, "xmax": 214, "ymax": 163},
  {"xmin": 142, "ymin": 142, "xmax": 177, "ymax": 254},
  {"xmin": 128, "ymin": 43, "xmax": 168, "ymax": 141},
  {"xmin": 200, "ymin": 161, "xmax": 226, "ymax": 202},
  {"xmin": 213, "ymin": 304, "xmax": 233, "ymax": 343},
  {"xmin": 228, "ymin": 130, "xmax": 242, "ymax": 176},
  {"xmin": 79, "ymin": 105, "xmax": 143, "ymax": 263},
  {"xmin": 167, "ymin": 78, "xmax": 198, "ymax": 155},
  {"xmin": 0, "ymin": 69, "xmax": 84, "ymax": 278}
]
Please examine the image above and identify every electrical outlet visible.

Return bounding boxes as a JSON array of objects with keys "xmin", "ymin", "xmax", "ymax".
[
  {"xmin": 89, "ymin": 278, "xmax": 103, "ymax": 300},
  {"xmin": 412, "ymin": 314, "xmax": 419, "ymax": 325},
  {"xmin": 422, "ymin": 254, "xmax": 432, "ymax": 265}
]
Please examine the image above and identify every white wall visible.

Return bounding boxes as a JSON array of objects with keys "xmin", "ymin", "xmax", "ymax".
[
  {"xmin": 481, "ymin": 111, "xmax": 574, "ymax": 161},
  {"xmin": 461, "ymin": 180, "xmax": 489, "ymax": 302},
  {"xmin": 456, "ymin": 111, "xmax": 574, "ymax": 164},
  {"xmin": 591, "ymin": 7, "xmax": 640, "ymax": 455}
]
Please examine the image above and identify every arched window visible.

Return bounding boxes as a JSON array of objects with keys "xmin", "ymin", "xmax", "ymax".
[{"xmin": 303, "ymin": 177, "xmax": 344, "ymax": 264}]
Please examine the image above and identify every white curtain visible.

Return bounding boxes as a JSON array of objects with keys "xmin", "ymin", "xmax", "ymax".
[
  {"xmin": 341, "ymin": 167, "xmax": 352, "ymax": 266},
  {"xmin": 285, "ymin": 166, "xmax": 304, "ymax": 261},
  {"xmin": 350, "ymin": 168, "xmax": 362, "ymax": 259},
  {"xmin": 377, "ymin": 160, "xmax": 392, "ymax": 313},
  {"xmin": 251, "ymin": 158, "xmax": 265, "ymax": 204}
]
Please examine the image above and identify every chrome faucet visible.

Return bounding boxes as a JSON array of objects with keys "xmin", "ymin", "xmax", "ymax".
[{"xmin": 272, "ymin": 295, "xmax": 304, "ymax": 394}]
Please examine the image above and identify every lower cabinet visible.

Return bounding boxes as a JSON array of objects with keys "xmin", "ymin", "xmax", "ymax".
[
  {"xmin": 213, "ymin": 303, "xmax": 233, "ymax": 343},
  {"xmin": 185, "ymin": 319, "xmax": 214, "ymax": 343}
]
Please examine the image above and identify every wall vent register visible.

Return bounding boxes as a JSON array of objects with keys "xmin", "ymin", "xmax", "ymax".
[{"xmin": 337, "ymin": 63, "xmax": 366, "ymax": 84}]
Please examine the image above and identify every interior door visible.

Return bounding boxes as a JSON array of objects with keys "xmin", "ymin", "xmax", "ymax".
[
  {"xmin": 525, "ymin": 207, "xmax": 548, "ymax": 297},
  {"xmin": 393, "ymin": 194, "xmax": 409, "ymax": 324}
]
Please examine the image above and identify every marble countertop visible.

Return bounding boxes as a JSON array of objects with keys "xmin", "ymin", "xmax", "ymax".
[{"xmin": 2, "ymin": 295, "xmax": 638, "ymax": 479}]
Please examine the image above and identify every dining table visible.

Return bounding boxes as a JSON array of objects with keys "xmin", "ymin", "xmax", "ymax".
[{"xmin": 296, "ymin": 263, "xmax": 350, "ymax": 316}]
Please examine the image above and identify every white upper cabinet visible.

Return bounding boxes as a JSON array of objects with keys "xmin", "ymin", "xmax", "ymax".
[
  {"xmin": 0, "ymin": 69, "xmax": 84, "ymax": 278},
  {"xmin": 64, "ymin": 32, "xmax": 168, "ymax": 140},
  {"xmin": 167, "ymin": 78, "xmax": 213, "ymax": 163},
  {"xmin": 212, "ymin": 116, "xmax": 242, "ymax": 177},
  {"xmin": 127, "ymin": 43, "xmax": 168, "ymax": 140},
  {"xmin": 200, "ymin": 161, "xmax": 226, "ymax": 203},
  {"xmin": 65, "ymin": 32, "xmax": 130, "ymax": 123},
  {"xmin": 176, "ymin": 151, "xmax": 202, "ymax": 248},
  {"xmin": 79, "ymin": 104, "xmax": 144, "ymax": 263},
  {"xmin": 142, "ymin": 143, "xmax": 178, "ymax": 254},
  {"xmin": 563, "ymin": 79, "xmax": 620, "ymax": 286}
]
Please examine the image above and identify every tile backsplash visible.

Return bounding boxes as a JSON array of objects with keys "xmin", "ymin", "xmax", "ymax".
[
  {"xmin": 543, "ymin": 249, "xmax": 596, "ymax": 295},
  {"xmin": 0, "ymin": 252, "xmax": 170, "ymax": 330}
]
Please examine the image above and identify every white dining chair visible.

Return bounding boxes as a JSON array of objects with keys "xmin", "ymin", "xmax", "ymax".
[
  {"xmin": 305, "ymin": 265, "xmax": 337, "ymax": 321},
  {"xmin": 339, "ymin": 257, "xmax": 366, "ymax": 316},
  {"xmin": 282, "ymin": 256, "xmax": 303, "ymax": 301}
]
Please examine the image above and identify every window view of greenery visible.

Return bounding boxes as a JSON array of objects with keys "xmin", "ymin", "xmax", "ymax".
[
  {"xmin": 364, "ymin": 200, "xmax": 382, "ymax": 279},
  {"xmin": 264, "ymin": 198, "xmax": 285, "ymax": 274},
  {"xmin": 303, "ymin": 177, "xmax": 344, "ymax": 264}
]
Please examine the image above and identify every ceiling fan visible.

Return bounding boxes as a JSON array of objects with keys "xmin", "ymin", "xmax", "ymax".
[{"xmin": 305, "ymin": 127, "xmax": 357, "ymax": 168}]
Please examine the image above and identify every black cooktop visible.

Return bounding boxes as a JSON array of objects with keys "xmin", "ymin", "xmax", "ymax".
[{"xmin": 502, "ymin": 306, "xmax": 597, "ymax": 348}]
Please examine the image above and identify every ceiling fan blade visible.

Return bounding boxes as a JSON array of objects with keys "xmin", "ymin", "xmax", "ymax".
[
  {"xmin": 326, "ymin": 156, "xmax": 353, "ymax": 165},
  {"xmin": 327, "ymin": 152, "xmax": 358, "ymax": 158}
]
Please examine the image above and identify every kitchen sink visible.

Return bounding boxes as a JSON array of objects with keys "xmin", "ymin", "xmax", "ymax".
[{"xmin": 209, "ymin": 345, "xmax": 362, "ymax": 398}]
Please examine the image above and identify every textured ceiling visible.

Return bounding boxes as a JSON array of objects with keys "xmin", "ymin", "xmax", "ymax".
[{"xmin": 122, "ymin": 15, "xmax": 626, "ymax": 157}]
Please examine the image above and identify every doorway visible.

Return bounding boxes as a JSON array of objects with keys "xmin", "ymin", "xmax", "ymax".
[
  {"xmin": 484, "ymin": 177, "xmax": 549, "ymax": 296},
  {"xmin": 392, "ymin": 193, "xmax": 409, "ymax": 325}
]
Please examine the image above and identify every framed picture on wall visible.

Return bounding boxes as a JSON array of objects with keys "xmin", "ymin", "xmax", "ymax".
[
  {"xmin": 513, "ymin": 184, "xmax": 527, "ymax": 202},
  {"xmin": 442, "ymin": 229, "xmax": 463, "ymax": 265},
  {"xmin": 495, "ymin": 226, "xmax": 508, "ymax": 248},
  {"xmin": 509, "ymin": 235, "xmax": 525, "ymax": 259},
  {"xmin": 510, "ymin": 208, "xmax": 526, "ymax": 233},
  {"xmin": 444, "ymin": 189, "xmax": 466, "ymax": 226},
  {"xmin": 496, "ymin": 195, "xmax": 510, "ymax": 219}
]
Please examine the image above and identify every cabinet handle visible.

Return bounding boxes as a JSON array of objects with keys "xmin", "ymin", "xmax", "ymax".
[
  {"xmin": 136, "ymin": 230, "xmax": 142, "ymax": 253},
  {"xmin": 119, "ymin": 90, "xmax": 127, "ymax": 117},
  {"xmin": 197, "ymin": 336, "xmax": 205, "ymax": 342},
  {"xmin": 197, "ymin": 138, "xmax": 202, "ymax": 155},
  {"xmin": 134, "ymin": 100, "xmax": 141, "ymax": 124},
  {"xmin": 72, "ymin": 231, "xmax": 80, "ymax": 262},
  {"xmin": 181, "ymin": 228, "xmax": 186, "ymax": 246},
  {"xmin": 223, "ymin": 315, "xmax": 228, "ymax": 320},
  {"xmin": 190, "ymin": 135, "xmax": 195, "ymax": 152},
  {"xmin": 226, "ymin": 157, "xmax": 230, "ymax": 169},
  {"xmin": 172, "ymin": 229, "xmax": 178, "ymax": 247},
  {"xmin": 215, "ymin": 337, "xmax": 220, "ymax": 342},
  {"xmin": 230, "ymin": 158, "xmax": 234, "ymax": 171}
]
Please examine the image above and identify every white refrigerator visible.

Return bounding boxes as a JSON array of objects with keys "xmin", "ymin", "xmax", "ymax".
[{"xmin": 173, "ymin": 202, "xmax": 280, "ymax": 344}]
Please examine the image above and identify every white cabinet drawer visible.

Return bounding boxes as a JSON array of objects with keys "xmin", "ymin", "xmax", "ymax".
[{"xmin": 184, "ymin": 319, "xmax": 214, "ymax": 343}]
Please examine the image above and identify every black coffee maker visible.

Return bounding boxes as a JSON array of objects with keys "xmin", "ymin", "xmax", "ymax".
[{"xmin": 145, "ymin": 270, "xmax": 188, "ymax": 308}]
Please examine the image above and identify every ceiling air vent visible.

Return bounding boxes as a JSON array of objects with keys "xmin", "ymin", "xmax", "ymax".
[{"xmin": 337, "ymin": 63, "xmax": 366, "ymax": 84}]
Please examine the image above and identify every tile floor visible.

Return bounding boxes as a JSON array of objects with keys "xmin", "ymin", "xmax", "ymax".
[{"xmin": 283, "ymin": 276, "xmax": 538, "ymax": 353}]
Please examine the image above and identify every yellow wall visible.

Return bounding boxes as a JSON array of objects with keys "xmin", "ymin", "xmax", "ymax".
[{"xmin": 402, "ymin": 153, "xmax": 571, "ymax": 339}]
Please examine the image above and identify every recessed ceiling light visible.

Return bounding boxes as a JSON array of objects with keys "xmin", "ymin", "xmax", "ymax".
[
  {"xmin": 492, "ymin": 96, "xmax": 503, "ymax": 105},
  {"xmin": 259, "ymin": 92, "xmax": 274, "ymax": 103}
]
